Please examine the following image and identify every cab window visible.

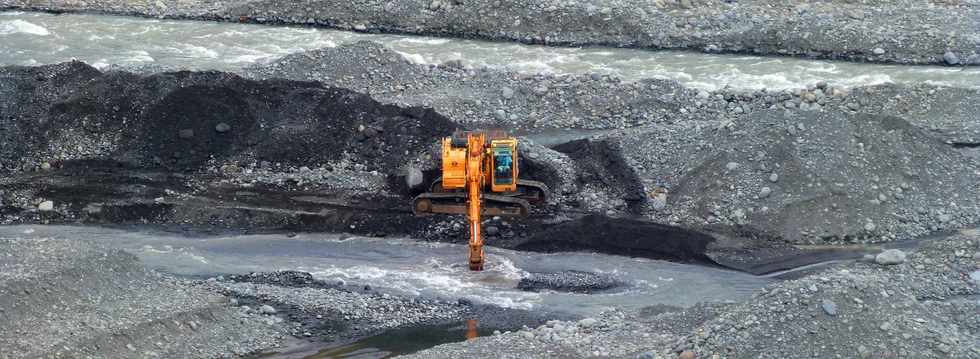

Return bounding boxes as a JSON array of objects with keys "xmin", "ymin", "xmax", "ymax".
[{"xmin": 493, "ymin": 147, "xmax": 514, "ymax": 185}]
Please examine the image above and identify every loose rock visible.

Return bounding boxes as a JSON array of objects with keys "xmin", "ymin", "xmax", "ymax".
[
  {"xmin": 874, "ymin": 249, "xmax": 907, "ymax": 265},
  {"xmin": 38, "ymin": 201, "xmax": 54, "ymax": 212},
  {"xmin": 821, "ymin": 299, "xmax": 838, "ymax": 316},
  {"xmin": 215, "ymin": 123, "xmax": 232, "ymax": 133}
]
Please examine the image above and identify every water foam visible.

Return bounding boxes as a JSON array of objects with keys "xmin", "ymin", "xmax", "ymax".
[
  {"xmin": 309, "ymin": 255, "xmax": 536, "ymax": 309},
  {"xmin": 225, "ymin": 54, "xmax": 273, "ymax": 64},
  {"xmin": 0, "ymin": 19, "xmax": 50, "ymax": 36},
  {"xmin": 395, "ymin": 37, "xmax": 451, "ymax": 45},
  {"xmin": 124, "ymin": 50, "xmax": 155, "ymax": 63},
  {"xmin": 178, "ymin": 44, "xmax": 219, "ymax": 58},
  {"xmin": 395, "ymin": 51, "xmax": 429, "ymax": 64}
]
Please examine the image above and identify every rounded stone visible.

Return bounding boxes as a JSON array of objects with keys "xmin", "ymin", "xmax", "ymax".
[
  {"xmin": 759, "ymin": 187, "xmax": 772, "ymax": 198},
  {"xmin": 875, "ymin": 249, "xmax": 907, "ymax": 265},
  {"xmin": 864, "ymin": 222, "xmax": 877, "ymax": 232},
  {"xmin": 485, "ymin": 226, "xmax": 500, "ymax": 236},
  {"xmin": 215, "ymin": 123, "xmax": 232, "ymax": 133},
  {"xmin": 405, "ymin": 166, "xmax": 424, "ymax": 190},
  {"xmin": 38, "ymin": 200, "xmax": 55, "ymax": 212},
  {"xmin": 943, "ymin": 51, "xmax": 961, "ymax": 65},
  {"xmin": 259, "ymin": 305, "xmax": 277, "ymax": 315}
]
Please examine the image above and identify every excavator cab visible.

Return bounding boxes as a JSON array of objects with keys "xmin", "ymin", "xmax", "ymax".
[
  {"xmin": 412, "ymin": 131, "xmax": 548, "ymax": 271},
  {"xmin": 489, "ymin": 139, "xmax": 518, "ymax": 192}
]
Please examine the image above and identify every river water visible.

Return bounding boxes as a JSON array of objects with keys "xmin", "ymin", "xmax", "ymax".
[
  {"xmin": 3, "ymin": 225, "xmax": 771, "ymax": 317},
  {"xmin": 2, "ymin": 11, "xmax": 979, "ymax": 91}
]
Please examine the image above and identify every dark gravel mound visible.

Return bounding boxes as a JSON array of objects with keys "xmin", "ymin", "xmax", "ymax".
[
  {"xmin": 0, "ymin": 61, "xmax": 457, "ymax": 174},
  {"xmin": 518, "ymin": 270, "xmax": 625, "ymax": 294},
  {"xmin": 226, "ymin": 270, "xmax": 337, "ymax": 289},
  {"xmin": 516, "ymin": 214, "xmax": 717, "ymax": 264},
  {"xmin": 552, "ymin": 138, "xmax": 648, "ymax": 214}
]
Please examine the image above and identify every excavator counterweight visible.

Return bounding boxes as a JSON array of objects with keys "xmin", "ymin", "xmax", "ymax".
[{"xmin": 412, "ymin": 131, "xmax": 548, "ymax": 271}]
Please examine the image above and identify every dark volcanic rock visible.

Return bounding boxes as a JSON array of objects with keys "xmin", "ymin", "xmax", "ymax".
[
  {"xmin": 226, "ymin": 270, "xmax": 331, "ymax": 288},
  {"xmin": 0, "ymin": 61, "xmax": 457, "ymax": 174},
  {"xmin": 516, "ymin": 215, "xmax": 717, "ymax": 264},
  {"xmin": 518, "ymin": 270, "xmax": 625, "ymax": 294}
]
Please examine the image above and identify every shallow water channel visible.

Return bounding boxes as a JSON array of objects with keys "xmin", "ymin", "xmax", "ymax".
[
  {"xmin": 4, "ymin": 225, "xmax": 771, "ymax": 315},
  {"xmin": 2, "ymin": 11, "xmax": 979, "ymax": 91},
  {"xmin": 3, "ymin": 225, "xmax": 773, "ymax": 357}
]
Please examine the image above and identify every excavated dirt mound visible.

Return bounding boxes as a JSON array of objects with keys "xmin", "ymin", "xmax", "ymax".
[{"xmin": 0, "ymin": 61, "xmax": 457, "ymax": 174}]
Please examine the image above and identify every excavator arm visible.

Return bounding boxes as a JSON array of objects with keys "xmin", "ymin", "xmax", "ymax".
[{"xmin": 465, "ymin": 133, "xmax": 486, "ymax": 271}]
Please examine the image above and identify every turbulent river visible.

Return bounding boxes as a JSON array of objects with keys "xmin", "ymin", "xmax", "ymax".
[
  {"xmin": 2, "ymin": 11, "xmax": 980, "ymax": 91},
  {"xmin": 4, "ymin": 225, "xmax": 771, "ymax": 317}
]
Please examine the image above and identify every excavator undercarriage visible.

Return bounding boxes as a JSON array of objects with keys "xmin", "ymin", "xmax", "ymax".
[
  {"xmin": 411, "ymin": 131, "xmax": 548, "ymax": 271},
  {"xmin": 412, "ymin": 178, "xmax": 548, "ymax": 217}
]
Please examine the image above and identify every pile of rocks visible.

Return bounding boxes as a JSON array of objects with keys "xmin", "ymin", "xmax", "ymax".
[
  {"xmin": 681, "ymin": 232, "xmax": 980, "ymax": 358},
  {"xmin": 610, "ymin": 109, "xmax": 980, "ymax": 244},
  {"xmin": 0, "ymin": 236, "xmax": 285, "ymax": 358}
]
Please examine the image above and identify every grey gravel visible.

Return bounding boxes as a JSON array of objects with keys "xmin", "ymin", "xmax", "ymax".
[{"xmin": 0, "ymin": 236, "xmax": 285, "ymax": 358}]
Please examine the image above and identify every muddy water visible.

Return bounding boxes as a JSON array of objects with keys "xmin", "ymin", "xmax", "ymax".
[
  {"xmin": 5, "ymin": 225, "xmax": 773, "ymax": 357},
  {"xmin": 2, "ymin": 11, "xmax": 980, "ymax": 91},
  {"xmin": 1, "ymin": 225, "xmax": 771, "ymax": 317}
]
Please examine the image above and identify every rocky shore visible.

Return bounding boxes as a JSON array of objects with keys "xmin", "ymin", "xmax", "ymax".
[
  {"xmin": 2, "ymin": 0, "xmax": 978, "ymax": 66},
  {"xmin": 408, "ymin": 230, "xmax": 980, "ymax": 358},
  {"xmin": 0, "ymin": 236, "xmax": 285, "ymax": 358}
]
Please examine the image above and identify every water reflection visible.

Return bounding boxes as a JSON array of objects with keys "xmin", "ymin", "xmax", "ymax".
[{"xmin": 257, "ymin": 320, "xmax": 491, "ymax": 359}]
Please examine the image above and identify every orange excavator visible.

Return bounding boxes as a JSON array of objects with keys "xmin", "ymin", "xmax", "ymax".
[{"xmin": 412, "ymin": 131, "xmax": 548, "ymax": 271}]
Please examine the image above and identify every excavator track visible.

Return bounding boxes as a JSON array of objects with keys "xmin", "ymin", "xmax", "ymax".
[
  {"xmin": 428, "ymin": 177, "xmax": 549, "ymax": 205},
  {"xmin": 413, "ymin": 191, "xmax": 531, "ymax": 217}
]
